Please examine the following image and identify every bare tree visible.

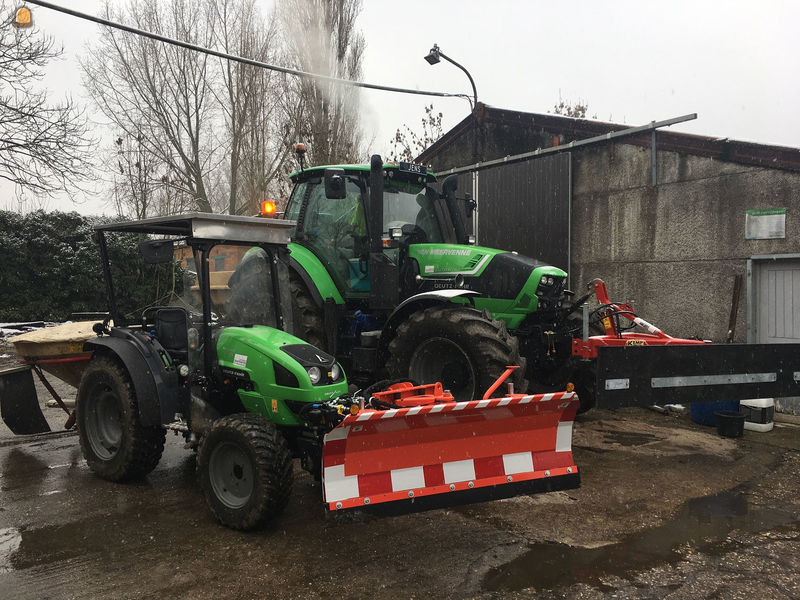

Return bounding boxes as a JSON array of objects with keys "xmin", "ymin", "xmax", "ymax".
[
  {"xmin": 550, "ymin": 93, "xmax": 596, "ymax": 119},
  {"xmin": 82, "ymin": 0, "xmax": 217, "ymax": 214},
  {"xmin": 209, "ymin": 0, "xmax": 297, "ymax": 215},
  {"xmin": 389, "ymin": 104, "xmax": 444, "ymax": 163},
  {"xmin": 83, "ymin": 0, "xmax": 303, "ymax": 218},
  {"xmin": 109, "ymin": 131, "xmax": 193, "ymax": 219},
  {"xmin": 0, "ymin": 2, "xmax": 92, "ymax": 198},
  {"xmin": 279, "ymin": 0, "xmax": 365, "ymax": 166}
]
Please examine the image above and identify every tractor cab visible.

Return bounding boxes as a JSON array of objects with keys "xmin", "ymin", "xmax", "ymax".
[
  {"xmin": 93, "ymin": 213, "xmax": 297, "ymax": 389},
  {"xmin": 285, "ymin": 161, "xmax": 462, "ymax": 298}
]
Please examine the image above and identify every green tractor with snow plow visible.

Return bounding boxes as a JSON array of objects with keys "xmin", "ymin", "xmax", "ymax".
[{"xmin": 284, "ymin": 153, "xmax": 584, "ymax": 406}]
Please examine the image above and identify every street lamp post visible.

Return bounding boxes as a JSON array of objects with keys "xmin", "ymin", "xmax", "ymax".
[{"xmin": 424, "ymin": 43, "xmax": 479, "ymax": 162}]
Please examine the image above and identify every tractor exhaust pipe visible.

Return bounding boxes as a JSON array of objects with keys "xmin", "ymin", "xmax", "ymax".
[
  {"xmin": 442, "ymin": 175, "xmax": 469, "ymax": 245},
  {"xmin": 366, "ymin": 154, "xmax": 399, "ymax": 309},
  {"xmin": 368, "ymin": 154, "xmax": 384, "ymax": 253}
]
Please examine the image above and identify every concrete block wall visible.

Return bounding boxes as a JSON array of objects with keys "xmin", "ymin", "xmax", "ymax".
[{"xmin": 570, "ymin": 143, "xmax": 800, "ymax": 343}]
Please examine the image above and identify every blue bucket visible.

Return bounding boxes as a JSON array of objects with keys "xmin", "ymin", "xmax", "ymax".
[{"xmin": 690, "ymin": 400, "xmax": 740, "ymax": 427}]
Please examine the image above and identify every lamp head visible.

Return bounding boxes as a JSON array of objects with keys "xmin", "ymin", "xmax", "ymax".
[{"xmin": 424, "ymin": 44, "xmax": 441, "ymax": 65}]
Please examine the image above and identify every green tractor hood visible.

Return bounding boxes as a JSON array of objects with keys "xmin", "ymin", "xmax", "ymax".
[{"xmin": 409, "ymin": 243, "xmax": 568, "ymax": 329}]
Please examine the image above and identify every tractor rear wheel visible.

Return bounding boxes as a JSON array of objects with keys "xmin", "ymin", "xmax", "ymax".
[
  {"xmin": 76, "ymin": 356, "xmax": 166, "ymax": 481},
  {"xmin": 386, "ymin": 306, "xmax": 528, "ymax": 402},
  {"xmin": 289, "ymin": 271, "xmax": 326, "ymax": 350},
  {"xmin": 198, "ymin": 413, "xmax": 293, "ymax": 530}
]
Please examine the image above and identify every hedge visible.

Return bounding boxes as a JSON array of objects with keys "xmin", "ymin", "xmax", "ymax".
[{"xmin": 0, "ymin": 210, "xmax": 175, "ymax": 322}]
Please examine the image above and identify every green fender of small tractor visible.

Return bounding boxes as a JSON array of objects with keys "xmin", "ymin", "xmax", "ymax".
[
  {"xmin": 287, "ymin": 242, "xmax": 344, "ymax": 305},
  {"xmin": 216, "ymin": 325, "xmax": 348, "ymax": 426}
]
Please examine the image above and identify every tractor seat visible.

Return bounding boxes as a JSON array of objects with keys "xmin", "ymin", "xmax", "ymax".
[{"xmin": 155, "ymin": 308, "xmax": 189, "ymax": 363}]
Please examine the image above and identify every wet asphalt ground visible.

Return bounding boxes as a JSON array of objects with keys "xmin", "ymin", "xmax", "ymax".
[{"xmin": 1, "ymin": 352, "xmax": 799, "ymax": 599}]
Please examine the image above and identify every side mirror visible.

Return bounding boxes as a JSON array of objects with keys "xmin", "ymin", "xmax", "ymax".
[
  {"xmin": 324, "ymin": 168, "xmax": 347, "ymax": 199},
  {"xmin": 464, "ymin": 193, "xmax": 477, "ymax": 218},
  {"xmin": 139, "ymin": 239, "xmax": 174, "ymax": 264}
]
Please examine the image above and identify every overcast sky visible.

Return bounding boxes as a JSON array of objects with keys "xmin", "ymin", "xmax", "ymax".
[{"xmin": 5, "ymin": 0, "xmax": 799, "ymax": 214}]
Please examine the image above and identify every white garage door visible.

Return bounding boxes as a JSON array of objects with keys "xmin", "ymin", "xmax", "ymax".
[
  {"xmin": 756, "ymin": 259, "xmax": 800, "ymax": 344},
  {"xmin": 754, "ymin": 258, "xmax": 800, "ymax": 414}
]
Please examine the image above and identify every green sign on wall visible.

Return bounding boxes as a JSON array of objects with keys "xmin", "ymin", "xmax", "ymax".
[{"xmin": 745, "ymin": 208, "xmax": 786, "ymax": 240}]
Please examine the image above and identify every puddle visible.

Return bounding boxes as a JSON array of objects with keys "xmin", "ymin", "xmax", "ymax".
[
  {"xmin": 482, "ymin": 491, "xmax": 796, "ymax": 592},
  {"xmin": 0, "ymin": 448, "xmax": 50, "ymax": 492},
  {"xmin": 0, "ymin": 527, "xmax": 22, "ymax": 573}
]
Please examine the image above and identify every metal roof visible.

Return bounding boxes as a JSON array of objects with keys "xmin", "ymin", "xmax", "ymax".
[
  {"xmin": 418, "ymin": 103, "xmax": 800, "ymax": 173},
  {"xmin": 94, "ymin": 212, "xmax": 295, "ymax": 245},
  {"xmin": 289, "ymin": 162, "xmax": 436, "ymax": 183}
]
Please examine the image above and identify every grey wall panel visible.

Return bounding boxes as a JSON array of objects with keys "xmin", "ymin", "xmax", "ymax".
[{"xmin": 476, "ymin": 153, "xmax": 571, "ymax": 271}]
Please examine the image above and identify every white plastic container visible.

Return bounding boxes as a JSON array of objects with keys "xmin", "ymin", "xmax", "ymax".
[{"xmin": 740, "ymin": 398, "xmax": 775, "ymax": 432}]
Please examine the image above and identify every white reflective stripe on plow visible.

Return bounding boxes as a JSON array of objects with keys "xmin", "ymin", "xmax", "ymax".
[
  {"xmin": 540, "ymin": 393, "xmax": 555, "ymax": 402},
  {"xmin": 503, "ymin": 451, "xmax": 534, "ymax": 474},
  {"xmin": 323, "ymin": 464, "xmax": 360, "ymax": 503},
  {"xmin": 323, "ymin": 425, "xmax": 350, "ymax": 442},
  {"xmin": 406, "ymin": 406, "xmax": 423, "ymax": 416},
  {"xmin": 556, "ymin": 421, "xmax": 574, "ymax": 453},
  {"xmin": 498, "ymin": 398, "xmax": 512, "ymax": 406},
  {"xmin": 519, "ymin": 395, "xmax": 534, "ymax": 404},
  {"xmin": 390, "ymin": 466, "xmax": 426, "ymax": 491},
  {"xmin": 452, "ymin": 401, "xmax": 470, "ymax": 411},
  {"xmin": 443, "ymin": 459, "xmax": 476, "ymax": 483},
  {"xmin": 356, "ymin": 411, "xmax": 375, "ymax": 421},
  {"xmin": 429, "ymin": 404, "xmax": 446, "ymax": 413},
  {"xmin": 381, "ymin": 409, "xmax": 399, "ymax": 419},
  {"xmin": 476, "ymin": 399, "xmax": 491, "ymax": 408}
]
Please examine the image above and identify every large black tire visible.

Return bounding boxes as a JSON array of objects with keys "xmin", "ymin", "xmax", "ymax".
[
  {"xmin": 197, "ymin": 413, "xmax": 293, "ymax": 531},
  {"xmin": 76, "ymin": 356, "xmax": 166, "ymax": 482},
  {"xmin": 386, "ymin": 306, "xmax": 528, "ymax": 402},
  {"xmin": 289, "ymin": 270, "xmax": 326, "ymax": 350}
]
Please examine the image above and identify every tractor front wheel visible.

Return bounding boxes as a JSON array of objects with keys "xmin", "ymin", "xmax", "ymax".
[
  {"xmin": 197, "ymin": 413, "xmax": 293, "ymax": 530},
  {"xmin": 386, "ymin": 306, "xmax": 528, "ymax": 402},
  {"xmin": 76, "ymin": 356, "xmax": 166, "ymax": 481}
]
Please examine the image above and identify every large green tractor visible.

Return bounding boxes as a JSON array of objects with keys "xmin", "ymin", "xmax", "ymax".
[{"xmin": 285, "ymin": 154, "xmax": 583, "ymax": 405}]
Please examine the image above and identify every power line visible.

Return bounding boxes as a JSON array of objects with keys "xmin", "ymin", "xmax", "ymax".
[{"xmin": 24, "ymin": 0, "xmax": 473, "ymax": 104}]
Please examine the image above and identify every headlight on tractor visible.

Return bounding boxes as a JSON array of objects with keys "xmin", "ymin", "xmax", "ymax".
[
  {"xmin": 330, "ymin": 363, "xmax": 342, "ymax": 381},
  {"xmin": 307, "ymin": 366, "xmax": 322, "ymax": 384}
]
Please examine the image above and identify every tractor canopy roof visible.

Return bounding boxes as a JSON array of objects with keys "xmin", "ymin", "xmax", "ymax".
[
  {"xmin": 94, "ymin": 212, "xmax": 294, "ymax": 246},
  {"xmin": 290, "ymin": 162, "xmax": 437, "ymax": 185}
]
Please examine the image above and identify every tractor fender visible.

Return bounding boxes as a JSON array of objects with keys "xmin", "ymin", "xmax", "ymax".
[
  {"xmin": 83, "ymin": 330, "xmax": 179, "ymax": 427},
  {"xmin": 287, "ymin": 243, "xmax": 344, "ymax": 307},
  {"xmin": 378, "ymin": 289, "xmax": 480, "ymax": 359}
]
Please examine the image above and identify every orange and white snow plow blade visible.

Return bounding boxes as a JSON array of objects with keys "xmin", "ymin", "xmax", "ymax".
[{"xmin": 322, "ymin": 391, "xmax": 580, "ymax": 511}]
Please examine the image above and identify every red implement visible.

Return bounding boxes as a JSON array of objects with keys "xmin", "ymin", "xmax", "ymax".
[
  {"xmin": 572, "ymin": 279, "xmax": 709, "ymax": 359},
  {"xmin": 322, "ymin": 390, "xmax": 579, "ymax": 511},
  {"xmin": 372, "ymin": 381, "xmax": 453, "ymax": 407}
]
